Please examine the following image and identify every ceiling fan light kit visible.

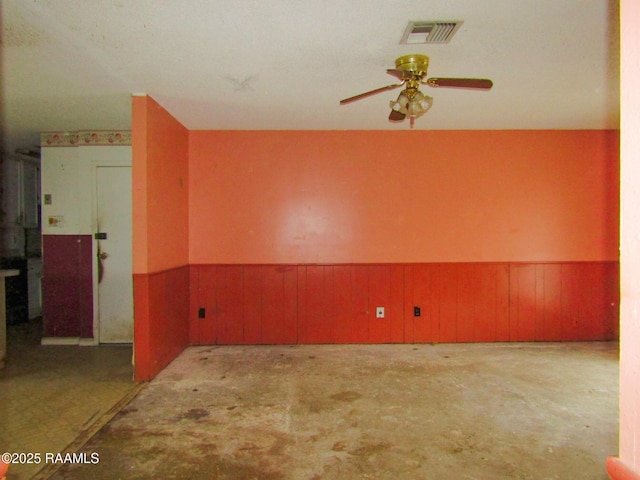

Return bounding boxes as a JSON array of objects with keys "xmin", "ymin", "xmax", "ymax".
[
  {"xmin": 340, "ymin": 54, "xmax": 493, "ymax": 128},
  {"xmin": 390, "ymin": 91, "xmax": 433, "ymax": 128}
]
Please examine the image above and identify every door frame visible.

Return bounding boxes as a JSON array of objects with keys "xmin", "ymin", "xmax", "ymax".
[{"xmin": 89, "ymin": 160, "xmax": 132, "ymax": 345}]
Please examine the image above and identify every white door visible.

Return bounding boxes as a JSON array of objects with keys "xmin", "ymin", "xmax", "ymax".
[{"xmin": 96, "ymin": 166, "xmax": 133, "ymax": 343}]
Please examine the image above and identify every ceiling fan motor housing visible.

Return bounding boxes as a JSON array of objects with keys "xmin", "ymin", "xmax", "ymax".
[{"xmin": 395, "ymin": 54, "xmax": 429, "ymax": 75}]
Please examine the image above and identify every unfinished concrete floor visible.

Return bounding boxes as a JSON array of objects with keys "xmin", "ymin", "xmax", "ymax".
[{"xmin": 52, "ymin": 342, "xmax": 618, "ymax": 480}]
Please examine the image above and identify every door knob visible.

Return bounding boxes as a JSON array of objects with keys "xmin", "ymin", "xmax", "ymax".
[{"xmin": 98, "ymin": 251, "xmax": 109, "ymax": 260}]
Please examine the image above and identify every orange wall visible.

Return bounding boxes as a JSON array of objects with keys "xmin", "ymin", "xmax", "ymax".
[
  {"xmin": 132, "ymin": 95, "xmax": 190, "ymax": 381},
  {"xmin": 133, "ymin": 95, "xmax": 189, "ymax": 274},
  {"xmin": 189, "ymin": 130, "xmax": 619, "ymax": 264}
]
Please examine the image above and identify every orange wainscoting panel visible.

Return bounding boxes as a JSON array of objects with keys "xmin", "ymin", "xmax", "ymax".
[
  {"xmin": 297, "ymin": 265, "xmax": 403, "ymax": 344},
  {"xmin": 189, "ymin": 262, "xmax": 619, "ymax": 345},
  {"xmin": 404, "ymin": 263, "xmax": 511, "ymax": 344},
  {"xmin": 194, "ymin": 265, "xmax": 297, "ymax": 345},
  {"xmin": 134, "ymin": 266, "xmax": 190, "ymax": 381}
]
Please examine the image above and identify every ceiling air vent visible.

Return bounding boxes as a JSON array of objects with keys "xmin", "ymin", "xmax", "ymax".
[{"xmin": 400, "ymin": 21, "xmax": 463, "ymax": 45}]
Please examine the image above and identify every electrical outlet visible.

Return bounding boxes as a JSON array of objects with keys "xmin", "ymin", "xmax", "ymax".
[
  {"xmin": 414, "ymin": 306, "xmax": 421, "ymax": 317},
  {"xmin": 376, "ymin": 307, "xmax": 385, "ymax": 318},
  {"xmin": 198, "ymin": 307, "xmax": 206, "ymax": 318}
]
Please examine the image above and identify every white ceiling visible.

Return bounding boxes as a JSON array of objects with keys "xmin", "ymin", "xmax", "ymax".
[{"xmin": 0, "ymin": 0, "xmax": 620, "ymax": 154}]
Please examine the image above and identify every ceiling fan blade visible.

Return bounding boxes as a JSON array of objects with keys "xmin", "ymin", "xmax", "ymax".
[
  {"xmin": 386, "ymin": 69, "xmax": 415, "ymax": 81},
  {"xmin": 389, "ymin": 109, "xmax": 406, "ymax": 121},
  {"xmin": 426, "ymin": 78, "xmax": 493, "ymax": 89},
  {"xmin": 340, "ymin": 82, "xmax": 404, "ymax": 105}
]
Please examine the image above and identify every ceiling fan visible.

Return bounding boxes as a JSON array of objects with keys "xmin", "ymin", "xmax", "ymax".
[{"xmin": 340, "ymin": 54, "xmax": 493, "ymax": 127}]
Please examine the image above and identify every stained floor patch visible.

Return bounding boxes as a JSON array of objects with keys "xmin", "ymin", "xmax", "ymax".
[
  {"xmin": 330, "ymin": 391, "xmax": 362, "ymax": 402},
  {"xmin": 179, "ymin": 408, "xmax": 210, "ymax": 420}
]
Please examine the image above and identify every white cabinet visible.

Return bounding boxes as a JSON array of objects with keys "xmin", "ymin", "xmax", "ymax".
[
  {"xmin": 27, "ymin": 258, "xmax": 42, "ymax": 318},
  {"xmin": 1, "ymin": 156, "xmax": 22, "ymax": 226},
  {"xmin": 1, "ymin": 155, "xmax": 41, "ymax": 257},
  {"xmin": 1, "ymin": 155, "xmax": 40, "ymax": 228},
  {"xmin": 1, "ymin": 153, "xmax": 42, "ymax": 320},
  {"xmin": 22, "ymin": 161, "xmax": 40, "ymax": 229}
]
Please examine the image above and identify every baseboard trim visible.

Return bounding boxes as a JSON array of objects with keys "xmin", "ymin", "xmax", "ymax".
[{"xmin": 41, "ymin": 337, "xmax": 80, "ymax": 346}]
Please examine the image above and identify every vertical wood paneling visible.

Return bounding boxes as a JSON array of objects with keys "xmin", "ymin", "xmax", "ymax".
[
  {"xmin": 456, "ymin": 264, "xmax": 475, "ymax": 342},
  {"xmin": 331, "ymin": 266, "xmax": 349, "ymax": 342},
  {"xmin": 260, "ymin": 266, "xmax": 297, "ymax": 344},
  {"xmin": 403, "ymin": 265, "xmax": 416, "ymax": 342},
  {"xmin": 351, "ymin": 267, "xmax": 370, "ymax": 343},
  {"xmin": 508, "ymin": 264, "xmax": 518, "ymax": 341},
  {"xmin": 215, "ymin": 266, "xmax": 244, "ymax": 344},
  {"xmin": 190, "ymin": 261, "xmax": 619, "ymax": 346},
  {"xmin": 189, "ymin": 265, "xmax": 200, "ymax": 344},
  {"xmin": 134, "ymin": 266, "xmax": 190, "ymax": 381},
  {"xmin": 333, "ymin": 266, "xmax": 355, "ymax": 342},
  {"xmin": 495, "ymin": 264, "xmax": 510, "ymax": 341},
  {"xmin": 298, "ymin": 265, "xmax": 329, "ymax": 343},
  {"xmin": 561, "ymin": 263, "xmax": 585, "ymax": 341},
  {"xmin": 368, "ymin": 265, "xmax": 404, "ymax": 343},
  {"xmin": 323, "ymin": 266, "xmax": 338, "ymax": 342},
  {"xmin": 389, "ymin": 265, "xmax": 405, "ymax": 342},
  {"xmin": 509, "ymin": 264, "xmax": 537, "ymax": 341},
  {"xmin": 406, "ymin": 264, "xmax": 442, "ymax": 343},
  {"xmin": 282, "ymin": 266, "xmax": 299, "ymax": 343},
  {"xmin": 196, "ymin": 265, "xmax": 243, "ymax": 344},
  {"xmin": 242, "ymin": 266, "xmax": 263, "ymax": 344},
  {"xmin": 541, "ymin": 263, "xmax": 563, "ymax": 341},
  {"xmin": 367, "ymin": 266, "xmax": 387, "ymax": 343},
  {"xmin": 148, "ymin": 267, "xmax": 190, "ymax": 366},
  {"xmin": 604, "ymin": 262, "xmax": 620, "ymax": 340},
  {"xmin": 559, "ymin": 262, "xmax": 619, "ymax": 341},
  {"xmin": 422, "ymin": 265, "xmax": 440, "ymax": 343},
  {"xmin": 438, "ymin": 264, "xmax": 458, "ymax": 343},
  {"xmin": 592, "ymin": 262, "xmax": 618, "ymax": 340},
  {"xmin": 296, "ymin": 265, "xmax": 309, "ymax": 343},
  {"xmin": 534, "ymin": 265, "xmax": 546, "ymax": 341},
  {"xmin": 298, "ymin": 265, "xmax": 371, "ymax": 344},
  {"xmin": 195, "ymin": 266, "xmax": 218, "ymax": 344},
  {"xmin": 133, "ymin": 274, "xmax": 151, "ymax": 381},
  {"xmin": 474, "ymin": 264, "xmax": 504, "ymax": 342},
  {"xmin": 582, "ymin": 263, "xmax": 604, "ymax": 339},
  {"xmin": 427, "ymin": 263, "xmax": 510, "ymax": 344}
]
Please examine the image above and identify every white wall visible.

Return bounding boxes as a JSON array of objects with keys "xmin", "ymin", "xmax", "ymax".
[
  {"xmin": 40, "ymin": 146, "xmax": 82, "ymax": 235},
  {"xmin": 41, "ymin": 143, "xmax": 131, "ymax": 236},
  {"xmin": 618, "ymin": 0, "xmax": 640, "ymax": 474}
]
